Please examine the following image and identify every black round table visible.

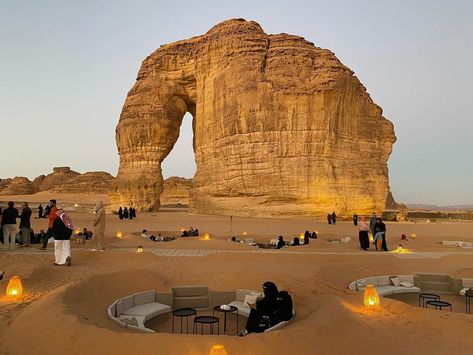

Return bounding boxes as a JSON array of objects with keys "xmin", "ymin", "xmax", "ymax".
[
  {"xmin": 193, "ymin": 316, "xmax": 219, "ymax": 335},
  {"xmin": 213, "ymin": 305, "xmax": 239, "ymax": 334},
  {"xmin": 466, "ymin": 293, "xmax": 473, "ymax": 314},
  {"xmin": 425, "ymin": 300, "xmax": 452, "ymax": 312},
  {"xmin": 418, "ymin": 293, "xmax": 440, "ymax": 308},
  {"xmin": 172, "ymin": 308, "xmax": 196, "ymax": 333}
]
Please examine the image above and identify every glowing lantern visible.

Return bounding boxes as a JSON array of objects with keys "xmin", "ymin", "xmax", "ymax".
[
  {"xmin": 209, "ymin": 345, "xmax": 228, "ymax": 355},
  {"xmin": 411, "ymin": 233, "xmax": 416, "ymax": 239},
  {"xmin": 74, "ymin": 203, "xmax": 79, "ymax": 207},
  {"xmin": 299, "ymin": 232, "xmax": 305, "ymax": 242},
  {"xmin": 364, "ymin": 284, "xmax": 380, "ymax": 310},
  {"xmin": 369, "ymin": 233, "xmax": 374, "ymax": 243},
  {"xmin": 203, "ymin": 233, "xmax": 210, "ymax": 240},
  {"xmin": 397, "ymin": 244, "xmax": 403, "ymax": 252},
  {"xmin": 6, "ymin": 276, "xmax": 23, "ymax": 298},
  {"xmin": 180, "ymin": 227, "xmax": 186, "ymax": 232},
  {"xmin": 136, "ymin": 245, "xmax": 143, "ymax": 253},
  {"xmin": 242, "ymin": 231, "xmax": 248, "ymax": 236},
  {"xmin": 116, "ymin": 231, "xmax": 123, "ymax": 239},
  {"xmin": 73, "ymin": 228, "xmax": 81, "ymax": 235}
]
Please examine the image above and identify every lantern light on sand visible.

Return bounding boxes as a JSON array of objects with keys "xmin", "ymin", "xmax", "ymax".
[
  {"xmin": 74, "ymin": 203, "xmax": 79, "ymax": 207},
  {"xmin": 6, "ymin": 276, "xmax": 23, "ymax": 298},
  {"xmin": 299, "ymin": 232, "xmax": 305, "ymax": 241},
  {"xmin": 364, "ymin": 284, "xmax": 380, "ymax": 311},
  {"xmin": 203, "ymin": 233, "xmax": 210, "ymax": 240},
  {"xmin": 369, "ymin": 233, "xmax": 374, "ymax": 243},
  {"xmin": 116, "ymin": 231, "xmax": 123, "ymax": 239},
  {"xmin": 136, "ymin": 245, "xmax": 143, "ymax": 253},
  {"xmin": 180, "ymin": 227, "xmax": 186, "ymax": 232},
  {"xmin": 411, "ymin": 233, "xmax": 416, "ymax": 239},
  {"xmin": 397, "ymin": 244, "xmax": 403, "ymax": 252},
  {"xmin": 209, "ymin": 344, "xmax": 228, "ymax": 355},
  {"xmin": 242, "ymin": 231, "xmax": 248, "ymax": 236}
]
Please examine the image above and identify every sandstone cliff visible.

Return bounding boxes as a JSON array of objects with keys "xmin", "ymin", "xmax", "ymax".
[
  {"xmin": 160, "ymin": 177, "xmax": 191, "ymax": 206},
  {"xmin": 0, "ymin": 177, "xmax": 38, "ymax": 195},
  {"xmin": 112, "ymin": 19, "xmax": 396, "ymax": 217},
  {"xmin": 53, "ymin": 172, "xmax": 115, "ymax": 194},
  {"xmin": 39, "ymin": 167, "xmax": 81, "ymax": 191}
]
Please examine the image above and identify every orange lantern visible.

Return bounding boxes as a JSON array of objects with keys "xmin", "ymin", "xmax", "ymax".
[
  {"xmin": 242, "ymin": 231, "xmax": 248, "ymax": 236},
  {"xmin": 6, "ymin": 276, "xmax": 23, "ymax": 298},
  {"xmin": 180, "ymin": 227, "xmax": 186, "ymax": 232},
  {"xmin": 203, "ymin": 233, "xmax": 210, "ymax": 240},
  {"xmin": 136, "ymin": 245, "xmax": 143, "ymax": 253},
  {"xmin": 364, "ymin": 284, "xmax": 380, "ymax": 310},
  {"xmin": 369, "ymin": 233, "xmax": 374, "ymax": 243},
  {"xmin": 411, "ymin": 233, "xmax": 416, "ymax": 239},
  {"xmin": 209, "ymin": 345, "xmax": 228, "ymax": 355},
  {"xmin": 116, "ymin": 231, "xmax": 123, "ymax": 239}
]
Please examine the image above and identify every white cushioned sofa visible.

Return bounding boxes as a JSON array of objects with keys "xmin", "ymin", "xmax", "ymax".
[
  {"xmin": 108, "ymin": 290, "xmax": 172, "ymax": 333},
  {"xmin": 349, "ymin": 275, "xmax": 420, "ymax": 297}
]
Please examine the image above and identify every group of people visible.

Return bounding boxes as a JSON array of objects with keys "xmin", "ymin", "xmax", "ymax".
[
  {"xmin": 117, "ymin": 207, "xmax": 136, "ymax": 220},
  {"xmin": 1, "ymin": 199, "xmax": 107, "ymax": 265},
  {"xmin": 327, "ymin": 211, "xmax": 337, "ymax": 224},
  {"xmin": 358, "ymin": 213, "xmax": 388, "ymax": 251},
  {"xmin": 180, "ymin": 227, "xmax": 199, "ymax": 237},
  {"xmin": 240, "ymin": 281, "xmax": 293, "ymax": 336},
  {"xmin": 282, "ymin": 230, "xmax": 317, "ymax": 248}
]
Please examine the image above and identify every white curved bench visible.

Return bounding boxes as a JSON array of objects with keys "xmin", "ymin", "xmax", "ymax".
[
  {"xmin": 107, "ymin": 290, "xmax": 172, "ymax": 333},
  {"xmin": 349, "ymin": 275, "xmax": 420, "ymax": 297}
]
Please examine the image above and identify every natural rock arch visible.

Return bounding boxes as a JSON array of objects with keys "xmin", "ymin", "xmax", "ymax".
[{"xmin": 111, "ymin": 19, "xmax": 396, "ymax": 218}]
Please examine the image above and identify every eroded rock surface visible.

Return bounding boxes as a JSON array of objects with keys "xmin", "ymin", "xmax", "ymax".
[
  {"xmin": 53, "ymin": 172, "xmax": 115, "ymax": 194},
  {"xmin": 0, "ymin": 177, "xmax": 38, "ymax": 195},
  {"xmin": 160, "ymin": 177, "xmax": 191, "ymax": 206},
  {"xmin": 112, "ymin": 19, "xmax": 396, "ymax": 217}
]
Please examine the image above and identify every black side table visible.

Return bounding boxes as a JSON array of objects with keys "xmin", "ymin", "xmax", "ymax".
[
  {"xmin": 193, "ymin": 316, "xmax": 219, "ymax": 335},
  {"xmin": 418, "ymin": 293, "xmax": 440, "ymax": 308},
  {"xmin": 466, "ymin": 294, "xmax": 473, "ymax": 314},
  {"xmin": 172, "ymin": 308, "xmax": 197, "ymax": 333},
  {"xmin": 213, "ymin": 305, "xmax": 239, "ymax": 334},
  {"xmin": 425, "ymin": 300, "xmax": 452, "ymax": 312}
]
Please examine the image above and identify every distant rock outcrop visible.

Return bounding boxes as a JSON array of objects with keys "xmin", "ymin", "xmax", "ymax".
[
  {"xmin": 39, "ymin": 167, "xmax": 81, "ymax": 191},
  {"xmin": 112, "ymin": 18, "xmax": 396, "ymax": 217},
  {"xmin": 53, "ymin": 172, "xmax": 115, "ymax": 194},
  {"xmin": 0, "ymin": 177, "xmax": 38, "ymax": 195},
  {"xmin": 160, "ymin": 177, "xmax": 191, "ymax": 206}
]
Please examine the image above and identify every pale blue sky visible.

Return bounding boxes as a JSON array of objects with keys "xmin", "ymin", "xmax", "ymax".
[{"xmin": 1, "ymin": 0, "xmax": 472, "ymax": 205}]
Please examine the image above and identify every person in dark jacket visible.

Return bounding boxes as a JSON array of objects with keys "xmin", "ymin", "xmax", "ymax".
[
  {"xmin": 327, "ymin": 213, "xmax": 332, "ymax": 225},
  {"xmin": 51, "ymin": 209, "xmax": 74, "ymax": 266},
  {"xmin": 19, "ymin": 202, "xmax": 32, "ymax": 247},
  {"xmin": 37, "ymin": 204, "xmax": 44, "ymax": 219},
  {"xmin": 303, "ymin": 230, "xmax": 310, "ymax": 245},
  {"xmin": 241, "ymin": 281, "xmax": 279, "ymax": 336},
  {"xmin": 374, "ymin": 218, "xmax": 387, "ymax": 251},
  {"xmin": 2, "ymin": 202, "xmax": 19, "ymax": 251},
  {"xmin": 353, "ymin": 213, "xmax": 358, "ymax": 226},
  {"xmin": 118, "ymin": 207, "xmax": 123, "ymax": 220},
  {"xmin": 331, "ymin": 211, "xmax": 337, "ymax": 225},
  {"xmin": 276, "ymin": 236, "xmax": 285, "ymax": 249},
  {"xmin": 123, "ymin": 207, "xmax": 129, "ymax": 220}
]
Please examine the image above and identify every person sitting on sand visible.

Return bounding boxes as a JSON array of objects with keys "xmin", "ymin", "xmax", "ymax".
[
  {"xmin": 310, "ymin": 231, "xmax": 317, "ymax": 239},
  {"xmin": 270, "ymin": 290, "xmax": 293, "ymax": 326},
  {"xmin": 291, "ymin": 237, "xmax": 300, "ymax": 246},
  {"xmin": 240, "ymin": 281, "xmax": 279, "ymax": 336},
  {"xmin": 277, "ymin": 236, "xmax": 285, "ymax": 249},
  {"xmin": 303, "ymin": 231, "xmax": 310, "ymax": 245}
]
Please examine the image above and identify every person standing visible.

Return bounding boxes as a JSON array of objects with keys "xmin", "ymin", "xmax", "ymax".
[
  {"xmin": 41, "ymin": 199, "xmax": 58, "ymax": 250},
  {"xmin": 37, "ymin": 204, "xmax": 44, "ymax": 219},
  {"xmin": 369, "ymin": 213, "xmax": 377, "ymax": 237},
  {"xmin": 353, "ymin": 213, "xmax": 358, "ymax": 226},
  {"xmin": 123, "ymin": 207, "xmax": 129, "ymax": 220},
  {"xmin": 118, "ymin": 207, "xmax": 123, "ymax": 220},
  {"xmin": 374, "ymin": 217, "xmax": 387, "ymax": 251},
  {"xmin": 93, "ymin": 201, "xmax": 106, "ymax": 251},
  {"xmin": 331, "ymin": 211, "xmax": 337, "ymax": 225},
  {"xmin": 1, "ymin": 202, "xmax": 19, "ymax": 251},
  {"xmin": 52, "ymin": 209, "xmax": 74, "ymax": 266},
  {"xmin": 358, "ymin": 216, "xmax": 370, "ymax": 250},
  {"xmin": 327, "ymin": 213, "xmax": 332, "ymax": 225},
  {"xmin": 19, "ymin": 202, "xmax": 32, "ymax": 247}
]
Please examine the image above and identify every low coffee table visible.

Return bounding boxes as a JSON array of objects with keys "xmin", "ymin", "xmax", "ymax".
[
  {"xmin": 425, "ymin": 300, "xmax": 452, "ymax": 311},
  {"xmin": 172, "ymin": 308, "xmax": 197, "ymax": 333},
  {"xmin": 418, "ymin": 293, "xmax": 440, "ymax": 308},
  {"xmin": 193, "ymin": 316, "xmax": 219, "ymax": 335},
  {"xmin": 213, "ymin": 305, "xmax": 239, "ymax": 334}
]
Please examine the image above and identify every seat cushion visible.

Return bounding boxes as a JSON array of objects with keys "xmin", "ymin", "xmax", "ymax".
[
  {"xmin": 116, "ymin": 296, "xmax": 134, "ymax": 316},
  {"xmin": 462, "ymin": 278, "xmax": 473, "ymax": 288},
  {"xmin": 122, "ymin": 302, "xmax": 171, "ymax": 320},
  {"xmin": 133, "ymin": 290, "xmax": 155, "ymax": 306},
  {"xmin": 378, "ymin": 276, "xmax": 391, "ymax": 286},
  {"xmin": 399, "ymin": 275, "xmax": 414, "ymax": 283},
  {"xmin": 392, "ymin": 286, "xmax": 420, "ymax": 294},
  {"xmin": 235, "ymin": 289, "xmax": 255, "ymax": 302},
  {"xmin": 228, "ymin": 300, "xmax": 251, "ymax": 317},
  {"xmin": 375, "ymin": 286, "xmax": 395, "ymax": 296}
]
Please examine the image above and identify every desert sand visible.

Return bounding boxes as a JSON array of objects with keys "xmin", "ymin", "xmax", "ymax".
[{"xmin": 1, "ymin": 198, "xmax": 473, "ymax": 355}]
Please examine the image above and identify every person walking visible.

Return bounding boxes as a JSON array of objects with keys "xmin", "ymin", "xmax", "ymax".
[
  {"xmin": 1, "ymin": 202, "xmax": 19, "ymax": 251},
  {"xmin": 353, "ymin": 213, "xmax": 358, "ymax": 226},
  {"xmin": 93, "ymin": 201, "xmax": 106, "ymax": 251},
  {"xmin": 52, "ymin": 209, "xmax": 74, "ymax": 266},
  {"xmin": 41, "ymin": 199, "xmax": 58, "ymax": 250},
  {"xmin": 19, "ymin": 202, "xmax": 32, "ymax": 247},
  {"xmin": 331, "ymin": 211, "xmax": 337, "ymax": 225},
  {"xmin": 327, "ymin": 213, "xmax": 332, "ymax": 225}
]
